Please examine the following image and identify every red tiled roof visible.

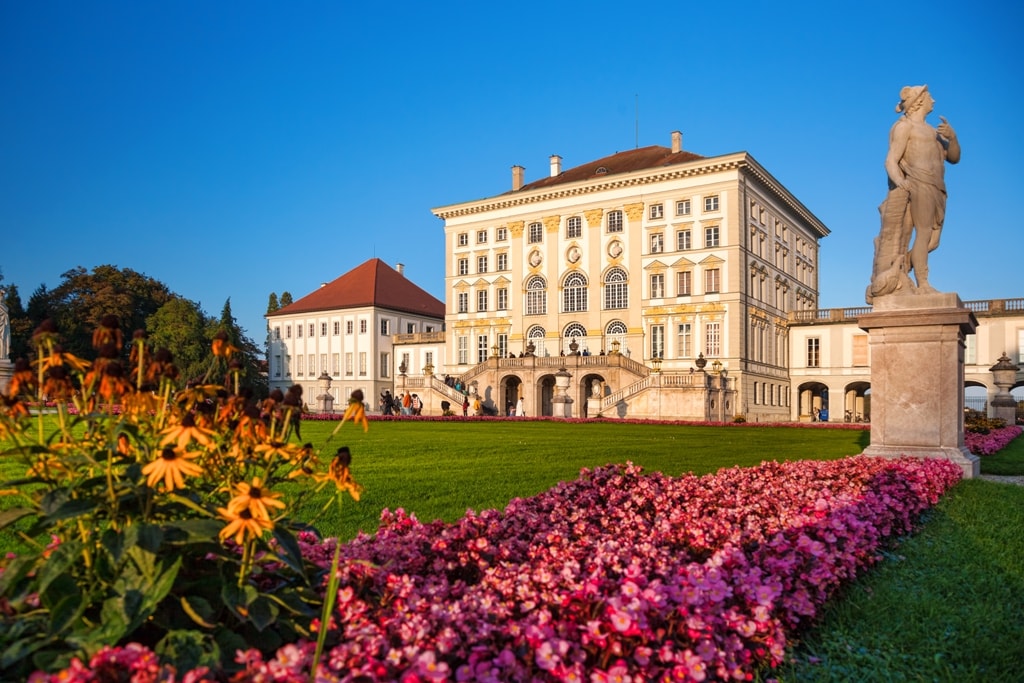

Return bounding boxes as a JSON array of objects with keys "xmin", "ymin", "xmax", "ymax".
[
  {"xmin": 514, "ymin": 145, "xmax": 705, "ymax": 192},
  {"xmin": 268, "ymin": 258, "xmax": 445, "ymax": 319}
]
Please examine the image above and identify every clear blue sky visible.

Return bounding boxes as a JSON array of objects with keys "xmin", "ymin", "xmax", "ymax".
[{"xmin": 2, "ymin": 1, "xmax": 1021, "ymax": 342}]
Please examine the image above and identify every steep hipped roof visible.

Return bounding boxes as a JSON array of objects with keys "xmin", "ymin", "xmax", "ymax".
[
  {"xmin": 515, "ymin": 145, "xmax": 705, "ymax": 192},
  {"xmin": 267, "ymin": 258, "xmax": 444, "ymax": 319}
]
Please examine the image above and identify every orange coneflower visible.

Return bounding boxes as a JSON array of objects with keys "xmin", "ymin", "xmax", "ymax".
[
  {"xmin": 5, "ymin": 359, "xmax": 37, "ymax": 398},
  {"xmin": 92, "ymin": 315, "xmax": 123, "ymax": 351},
  {"xmin": 141, "ymin": 446, "xmax": 204, "ymax": 490},
  {"xmin": 225, "ymin": 477, "xmax": 287, "ymax": 521},
  {"xmin": 338, "ymin": 390, "xmax": 368, "ymax": 432},
  {"xmin": 217, "ymin": 506, "xmax": 273, "ymax": 545},
  {"xmin": 145, "ymin": 348, "xmax": 179, "ymax": 385},
  {"xmin": 328, "ymin": 446, "xmax": 362, "ymax": 501},
  {"xmin": 37, "ymin": 344, "xmax": 91, "ymax": 375},
  {"xmin": 159, "ymin": 412, "xmax": 216, "ymax": 450},
  {"xmin": 41, "ymin": 366, "xmax": 76, "ymax": 402},
  {"xmin": 253, "ymin": 440, "xmax": 302, "ymax": 464},
  {"xmin": 211, "ymin": 331, "xmax": 240, "ymax": 359}
]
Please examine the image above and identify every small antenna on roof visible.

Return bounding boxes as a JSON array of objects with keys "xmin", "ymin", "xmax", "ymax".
[{"xmin": 635, "ymin": 94, "xmax": 639, "ymax": 149}]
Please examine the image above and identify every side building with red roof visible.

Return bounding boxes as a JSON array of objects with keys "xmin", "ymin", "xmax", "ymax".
[{"xmin": 265, "ymin": 258, "xmax": 444, "ymax": 410}]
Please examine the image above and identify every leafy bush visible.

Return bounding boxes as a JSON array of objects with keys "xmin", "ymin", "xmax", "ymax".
[
  {"xmin": 964, "ymin": 409, "xmax": 1006, "ymax": 435},
  {"xmin": 0, "ymin": 318, "xmax": 357, "ymax": 678}
]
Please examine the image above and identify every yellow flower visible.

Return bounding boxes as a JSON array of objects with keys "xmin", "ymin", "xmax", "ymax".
[
  {"xmin": 141, "ymin": 446, "xmax": 204, "ymax": 490},
  {"xmin": 226, "ymin": 477, "xmax": 287, "ymax": 521},
  {"xmin": 254, "ymin": 440, "xmax": 302, "ymax": 463},
  {"xmin": 159, "ymin": 413, "xmax": 216, "ymax": 450},
  {"xmin": 328, "ymin": 446, "xmax": 363, "ymax": 501},
  {"xmin": 217, "ymin": 506, "xmax": 273, "ymax": 545},
  {"xmin": 336, "ymin": 390, "xmax": 368, "ymax": 433}
]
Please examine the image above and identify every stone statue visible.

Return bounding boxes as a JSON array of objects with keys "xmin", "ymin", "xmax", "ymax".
[
  {"xmin": 591, "ymin": 378, "xmax": 602, "ymax": 397},
  {"xmin": 0, "ymin": 289, "xmax": 9, "ymax": 361},
  {"xmin": 867, "ymin": 85, "xmax": 960, "ymax": 303}
]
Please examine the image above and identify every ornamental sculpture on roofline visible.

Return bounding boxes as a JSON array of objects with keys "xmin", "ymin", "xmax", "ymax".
[{"xmin": 866, "ymin": 84, "xmax": 960, "ymax": 303}]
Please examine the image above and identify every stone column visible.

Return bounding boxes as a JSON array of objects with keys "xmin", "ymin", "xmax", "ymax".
[{"xmin": 857, "ymin": 293, "xmax": 979, "ymax": 478}]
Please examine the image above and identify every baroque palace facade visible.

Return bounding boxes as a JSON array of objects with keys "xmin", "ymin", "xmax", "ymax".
[{"xmin": 415, "ymin": 132, "xmax": 831, "ymax": 421}]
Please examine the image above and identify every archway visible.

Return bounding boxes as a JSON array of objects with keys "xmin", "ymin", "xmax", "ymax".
[
  {"xmin": 964, "ymin": 381, "xmax": 989, "ymax": 414},
  {"xmin": 536, "ymin": 374, "xmax": 557, "ymax": 417},
  {"xmin": 579, "ymin": 372, "xmax": 606, "ymax": 417},
  {"xmin": 500, "ymin": 374, "xmax": 523, "ymax": 417},
  {"xmin": 843, "ymin": 381, "xmax": 871, "ymax": 423},
  {"xmin": 797, "ymin": 381, "xmax": 830, "ymax": 421}
]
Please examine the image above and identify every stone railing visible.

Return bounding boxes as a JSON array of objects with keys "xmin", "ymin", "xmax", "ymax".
[{"xmin": 788, "ymin": 298, "xmax": 1024, "ymax": 324}]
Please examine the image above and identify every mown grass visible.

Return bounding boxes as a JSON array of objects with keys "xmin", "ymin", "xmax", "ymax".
[{"xmin": 2, "ymin": 417, "xmax": 1021, "ymax": 680}]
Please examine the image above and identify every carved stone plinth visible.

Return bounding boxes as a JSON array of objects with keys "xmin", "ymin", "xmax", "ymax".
[
  {"xmin": 857, "ymin": 293, "xmax": 979, "ymax": 478},
  {"xmin": 0, "ymin": 359, "xmax": 12, "ymax": 395}
]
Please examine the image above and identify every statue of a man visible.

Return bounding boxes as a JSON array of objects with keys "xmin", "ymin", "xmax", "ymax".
[{"xmin": 867, "ymin": 85, "xmax": 960, "ymax": 302}]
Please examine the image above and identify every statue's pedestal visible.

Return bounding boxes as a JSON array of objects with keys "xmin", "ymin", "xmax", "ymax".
[
  {"xmin": 858, "ymin": 293, "xmax": 979, "ymax": 478},
  {"xmin": 0, "ymin": 359, "xmax": 12, "ymax": 395}
]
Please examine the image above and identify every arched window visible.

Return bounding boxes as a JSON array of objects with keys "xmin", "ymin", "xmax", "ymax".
[
  {"xmin": 527, "ymin": 325, "xmax": 547, "ymax": 356},
  {"xmin": 562, "ymin": 272, "xmax": 588, "ymax": 313},
  {"xmin": 605, "ymin": 320, "xmax": 627, "ymax": 355},
  {"xmin": 563, "ymin": 323, "xmax": 587, "ymax": 353},
  {"xmin": 526, "ymin": 276, "xmax": 547, "ymax": 315},
  {"xmin": 603, "ymin": 268, "xmax": 628, "ymax": 309}
]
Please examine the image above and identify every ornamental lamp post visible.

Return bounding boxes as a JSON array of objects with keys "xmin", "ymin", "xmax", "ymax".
[{"xmin": 611, "ymin": 339, "xmax": 621, "ymax": 355}]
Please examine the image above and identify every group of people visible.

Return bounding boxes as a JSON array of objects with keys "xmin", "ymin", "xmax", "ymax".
[{"xmin": 379, "ymin": 389, "xmax": 422, "ymax": 416}]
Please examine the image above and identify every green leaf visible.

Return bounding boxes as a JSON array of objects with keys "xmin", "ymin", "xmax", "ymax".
[
  {"xmin": 35, "ymin": 541, "xmax": 82, "ymax": 596},
  {"xmin": 47, "ymin": 593, "xmax": 84, "ymax": 636},
  {"xmin": 246, "ymin": 596, "xmax": 279, "ymax": 632},
  {"xmin": 270, "ymin": 525, "xmax": 307, "ymax": 578},
  {"xmin": 180, "ymin": 595, "xmax": 217, "ymax": 629}
]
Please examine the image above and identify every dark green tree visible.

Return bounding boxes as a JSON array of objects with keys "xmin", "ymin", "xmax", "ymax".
[
  {"xmin": 266, "ymin": 293, "xmax": 280, "ymax": 315},
  {"xmin": 279, "ymin": 291, "xmax": 293, "ymax": 307},
  {"xmin": 146, "ymin": 297, "xmax": 214, "ymax": 385},
  {"xmin": 2, "ymin": 284, "xmax": 32, "ymax": 361},
  {"xmin": 212, "ymin": 298, "xmax": 267, "ymax": 397}
]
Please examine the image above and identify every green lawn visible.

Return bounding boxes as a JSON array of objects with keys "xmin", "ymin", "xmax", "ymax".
[{"xmin": 2, "ymin": 417, "xmax": 1021, "ymax": 680}]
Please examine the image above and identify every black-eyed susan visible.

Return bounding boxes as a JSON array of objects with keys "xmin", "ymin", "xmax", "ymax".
[
  {"xmin": 141, "ymin": 446, "xmax": 204, "ymax": 490},
  {"xmin": 328, "ymin": 446, "xmax": 363, "ymax": 501},
  {"xmin": 159, "ymin": 412, "xmax": 216, "ymax": 450},
  {"xmin": 211, "ymin": 330, "xmax": 240, "ymax": 359},
  {"xmin": 217, "ymin": 505, "xmax": 273, "ymax": 545},
  {"xmin": 254, "ymin": 440, "xmax": 301, "ymax": 463},
  {"xmin": 37, "ymin": 344, "xmax": 91, "ymax": 375},
  {"xmin": 92, "ymin": 315, "xmax": 123, "ymax": 351},
  {"xmin": 225, "ymin": 477, "xmax": 287, "ymax": 521},
  {"xmin": 5, "ymin": 358, "xmax": 37, "ymax": 398},
  {"xmin": 337, "ymin": 389, "xmax": 368, "ymax": 433}
]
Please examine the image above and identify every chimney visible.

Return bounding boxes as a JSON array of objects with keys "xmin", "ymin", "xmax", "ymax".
[
  {"xmin": 395, "ymin": 263, "xmax": 405, "ymax": 276},
  {"xmin": 512, "ymin": 165, "xmax": 525, "ymax": 191},
  {"xmin": 320, "ymin": 282, "xmax": 327, "ymax": 288},
  {"xmin": 549, "ymin": 154, "xmax": 562, "ymax": 177},
  {"xmin": 671, "ymin": 131, "xmax": 683, "ymax": 153}
]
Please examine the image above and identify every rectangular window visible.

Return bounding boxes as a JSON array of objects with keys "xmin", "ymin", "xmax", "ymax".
[
  {"xmin": 319, "ymin": 354, "xmax": 326, "ymax": 375},
  {"xmin": 478, "ymin": 335, "xmax": 489, "ymax": 363},
  {"xmin": 677, "ymin": 323, "xmax": 692, "ymax": 358},
  {"xmin": 497, "ymin": 253, "xmax": 508, "ymax": 271},
  {"xmin": 333, "ymin": 321, "xmax": 340, "ymax": 335},
  {"xmin": 705, "ymin": 322, "xmax": 721, "ymax": 357},
  {"xmin": 853, "ymin": 334, "xmax": 869, "ymax": 366},
  {"xmin": 297, "ymin": 324, "xmax": 303, "ymax": 338},
  {"xmin": 649, "ymin": 204, "xmax": 664, "ymax": 220},
  {"xmin": 380, "ymin": 319, "xmax": 390, "ymax": 335},
  {"xmin": 346, "ymin": 320, "xmax": 353, "ymax": 334},
  {"xmin": 607, "ymin": 210, "xmax": 623, "ymax": 233},
  {"xmin": 705, "ymin": 226, "xmax": 720, "ymax": 247},
  {"xmin": 401, "ymin": 352, "xmax": 410, "ymax": 371},
  {"xmin": 359, "ymin": 352, "xmax": 367, "ymax": 376},
  {"xmin": 497, "ymin": 287, "xmax": 508, "ymax": 310},
  {"xmin": 457, "ymin": 292, "xmax": 469, "ymax": 313},
  {"xmin": 496, "ymin": 227, "xmax": 508, "ymax": 241},
  {"xmin": 332, "ymin": 353, "xmax": 340, "ymax": 376},
  {"xmin": 704, "ymin": 195, "xmax": 719, "ymax": 212},
  {"xmin": 458, "ymin": 336, "xmax": 469, "ymax": 364},
  {"xmin": 380, "ymin": 352, "xmax": 390, "ymax": 378},
  {"xmin": 1018, "ymin": 329, "xmax": 1024, "ymax": 364},
  {"xmin": 650, "ymin": 273, "xmax": 665, "ymax": 299},
  {"xmin": 498, "ymin": 333, "xmax": 508, "ymax": 357},
  {"xmin": 477, "ymin": 289, "xmax": 488, "ymax": 312},
  {"xmin": 705, "ymin": 268, "xmax": 721, "ymax": 293},
  {"xmin": 345, "ymin": 353, "xmax": 353, "ymax": 376},
  {"xmin": 425, "ymin": 351, "xmax": 434, "ymax": 367},
  {"xmin": 306, "ymin": 355, "xmax": 314, "ymax": 375},
  {"xmin": 676, "ymin": 199, "xmax": 691, "ymax": 215},
  {"xmin": 677, "ymin": 270, "xmax": 692, "ymax": 296},
  {"xmin": 566, "ymin": 216, "xmax": 582, "ymax": 238},
  {"xmin": 359, "ymin": 320, "xmax": 367, "ymax": 334},
  {"xmin": 477, "ymin": 256, "xmax": 488, "ymax": 273},
  {"xmin": 407, "ymin": 323, "xmax": 415, "ymax": 334},
  {"xmin": 458, "ymin": 258, "xmax": 469, "ymax": 276},
  {"xmin": 651, "ymin": 324, "xmax": 665, "ymax": 359},
  {"xmin": 273, "ymin": 354, "xmax": 281, "ymax": 377},
  {"xmin": 320, "ymin": 322, "xmax": 327, "ymax": 336},
  {"xmin": 676, "ymin": 230, "xmax": 691, "ymax": 251},
  {"xmin": 457, "ymin": 232, "xmax": 468, "ymax": 247},
  {"xmin": 753, "ymin": 381, "xmax": 759, "ymax": 405},
  {"xmin": 273, "ymin": 326, "xmax": 280, "ymax": 340},
  {"xmin": 297, "ymin": 354, "xmax": 304, "ymax": 376},
  {"xmin": 528, "ymin": 222, "xmax": 543, "ymax": 243},
  {"xmin": 285, "ymin": 325, "xmax": 291, "ymax": 339},
  {"xmin": 965, "ymin": 333, "xmax": 977, "ymax": 365},
  {"xmin": 477, "ymin": 230, "xmax": 488, "ymax": 244},
  {"xmin": 309, "ymin": 324, "xmax": 315, "ymax": 337},
  {"xmin": 807, "ymin": 338, "xmax": 820, "ymax": 368},
  {"xmin": 650, "ymin": 233, "xmax": 664, "ymax": 254}
]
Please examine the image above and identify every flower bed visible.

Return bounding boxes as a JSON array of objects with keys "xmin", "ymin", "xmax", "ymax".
[
  {"xmin": 964, "ymin": 424, "xmax": 1022, "ymax": 455},
  {"xmin": 33, "ymin": 455, "xmax": 961, "ymax": 682}
]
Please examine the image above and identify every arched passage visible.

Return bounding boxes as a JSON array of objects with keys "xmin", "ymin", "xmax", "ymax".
[
  {"xmin": 843, "ymin": 382, "xmax": 871, "ymax": 422},
  {"xmin": 535, "ymin": 374, "xmax": 557, "ymax": 417},
  {"xmin": 500, "ymin": 374, "xmax": 523, "ymax": 416},
  {"xmin": 797, "ymin": 381, "xmax": 830, "ymax": 421}
]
